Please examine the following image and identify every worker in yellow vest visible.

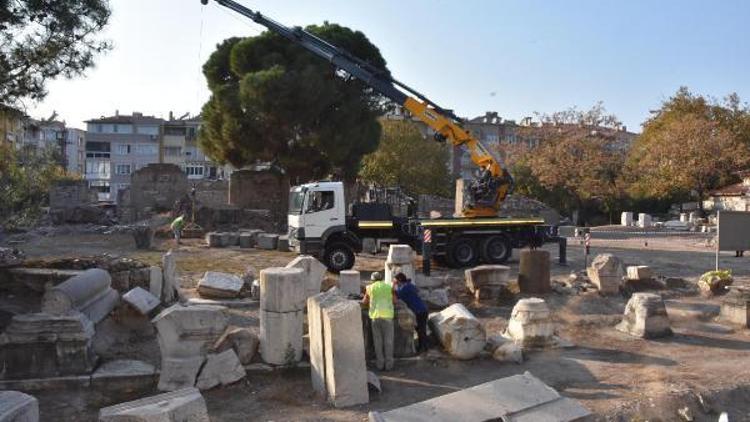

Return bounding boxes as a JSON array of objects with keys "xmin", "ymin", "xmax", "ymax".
[{"xmin": 362, "ymin": 271, "xmax": 397, "ymax": 371}]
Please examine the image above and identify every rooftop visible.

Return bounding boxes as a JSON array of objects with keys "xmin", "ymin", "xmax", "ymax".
[{"xmin": 86, "ymin": 112, "xmax": 164, "ymax": 125}]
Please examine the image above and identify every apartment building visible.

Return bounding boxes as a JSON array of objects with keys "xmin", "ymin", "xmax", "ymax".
[
  {"xmin": 163, "ymin": 113, "xmax": 222, "ymax": 180},
  {"xmin": 0, "ymin": 105, "xmax": 25, "ymax": 147},
  {"xmin": 85, "ymin": 112, "xmax": 163, "ymax": 202}
]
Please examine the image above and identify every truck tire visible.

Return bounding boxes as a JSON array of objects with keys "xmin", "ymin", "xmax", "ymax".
[
  {"xmin": 480, "ymin": 235, "xmax": 512, "ymax": 264},
  {"xmin": 445, "ymin": 237, "xmax": 479, "ymax": 268},
  {"xmin": 323, "ymin": 242, "xmax": 355, "ymax": 273}
]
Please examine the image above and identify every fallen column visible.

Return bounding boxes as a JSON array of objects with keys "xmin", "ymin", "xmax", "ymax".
[
  {"xmin": 428, "ymin": 304, "xmax": 485, "ymax": 360},
  {"xmin": 162, "ymin": 250, "xmax": 178, "ymax": 303},
  {"xmin": 617, "ymin": 293, "xmax": 672, "ymax": 338},
  {"xmin": 41, "ymin": 268, "xmax": 119, "ymax": 324},
  {"xmin": 259, "ymin": 267, "xmax": 305, "ymax": 365},
  {"xmin": 99, "ymin": 387, "xmax": 209, "ymax": 422},
  {"xmin": 0, "ymin": 391, "xmax": 39, "ymax": 422}
]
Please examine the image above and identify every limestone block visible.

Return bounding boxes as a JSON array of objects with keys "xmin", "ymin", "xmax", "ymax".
[
  {"xmin": 259, "ymin": 267, "xmax": 305, "ymax": 313},
  {"xmin": 149, "ymin": 266, "xmax": 163, "ymax": 300},
  {"xmin": 91, "ymin": 359, "xmax": 157, "ymax": 393},
  {"xmin": 720, "ymin": 288, "xmax": 750, "ymax": 327},
  {"xmin": 197, "ymin": 271, "xmax": 244, "ymax": 299},
  {"xmin": 239, "ymin": 233, "xmax": 254, "ymax": 248},
  {"xmin": 384, "ymin": 261, "xmax": 416, "ymax": 285},
  {"xmin": 338, "ymin": 270, "xmax": 361, "ymax": 297},
  {"xmin": 257, "ymin": 234, "xmax": 279, "ymax": 250},
  {"xmin": 99, "ymin": 387, "xmax": 209, "ymax": 422},
  {"xmin": 394, "ymin": 303, "xmax": 417, "ymax": 357},
  {"xmin": 158, "ymin": 356, "xmax": 205, "ymax": 392},
  {"xmin": 626, "ymin": 265, "xmax": 653, "ymax": 281},
  {"xmin": 374, "ymin": 372, "xmax": 591, "ymax": 422},
  {"xmin": 206, "ymin": 232, "xmax": 222, "ymax": 248},
  {"xmin": 0, "ymin": 391, "xmax": 38, "ymax": 422},
  {"xmin": 387, "ymin": 244, "xmax": 413, "ymax": 264},
  {"xmin": 162, "ymin": 250, "xmax": 178, "ymax": 303},
  {"xmin": 493, "ymin": 342, "xmax": 523, "ymax": 364},
  {"xmin": 414, "ymin": 275, "xmax": 445, "ymax": 289},
  {"xmin": 587, "ymin": 253, "xmax": 624, "ymax": 295},
  {"xmin": 41, "ymin": 268, "xmax": 119, "ymax": 324},
  {"xmin": 322, "ymin": 300, "xmax": 369, "ymax": 407},
  {"xmin": 617, "ymin": 293, "xmax": 672, "ymax": 338},
  {"xmin": 506, "ymin": 298, "xmax": 555, "ymax": 348},
  {"xmin": 0, "ymin": 312, "xmax": 96, "ymax": 379},
  {"xmin": 465, "ymin": 265, "xmax": 510, "ymax": 293},
  {"xmin": 195, "ymin": 349, "xmax": 246, "ymax": 390},
  {"xmin": 428, "ymin": 304, "xmax": 486, "ymax": 360},
  {"xmin": 637, "ymin": 213, "xmax": 652, "ymax": 228},
  {"xmin": 227, "ymin": 232, "xmax": 239, "ymax": 247},
  {"xmin": 217, "ymin": 233, "xmax": 230, "ymax": 247},
  {"xmin": 308, "ymin": 291, "xmax": 348, "ymax": 395},
  {"xmin": 277, "ymin": 235, "xmax": 290, "ymax": 252},
  {"xmin": 517, "ymin": 250, "xmax": 551, "ymax": 294},
  {"xmin": 286, "ymin": 255, "xmax": 327, "ymax": 298},
  {"xmin": 212, "ymin": 327, "xmax": 259, "ymax": 365},
  {"xmin": 420, "ymin": 288, "xmax": 450, "ymax": 309},
  {"xmin": 122, "ymin": 287, "xmax": 160, "ymax": 315},
  {"xmin": 152, "ymin": 304, "xmax": 229, "ymax": 358},
  {"xmin": 621, "ymin": 211, "xmax": 634, "ymax": 226},
  {"xmin": 259, "ymin": 309, "xmax": 303, "ymax": 365},
  {"xmin": 362, "ymin": 238, "xmax": 378, "ymax": 254}
]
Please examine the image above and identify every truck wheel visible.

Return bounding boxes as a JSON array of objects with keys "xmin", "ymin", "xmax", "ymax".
[
  {"xmin": 323, "ymin": 242, "xmax": 355, "ymax": 273},
  {"xmin": 445, "ymin": 238, "xmax": 479, "ymax": 268},
  {"xmin": 480, "ymin": 235, "xmax": 512, "ymax": 264}
]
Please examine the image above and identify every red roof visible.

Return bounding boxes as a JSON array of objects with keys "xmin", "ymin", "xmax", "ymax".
[{"xmin": 710, "ymin": 182, "xmax": 750, "ymax": 197}]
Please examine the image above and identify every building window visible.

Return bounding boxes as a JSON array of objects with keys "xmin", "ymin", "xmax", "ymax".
[
  {"xmin": 116, "ymin": 183, "xmax": 130, "ymax": 191},
  {"xmin": 164, "ymin": 146, "xmax": 181, "ymax": 157},
  {"xmin": 85, "ymin": 161, "xmax": 110, "ymax": 178},
  {"xmin": 185, "ymin": 165, "xmax": 204, "ymax": 178},
  {"xmin": 135, "ymin": 144, "xmax": 157, "ymax": 155},
  {"xmin": 115, "ymin": 144, "xmax": 131, "ymax": 155},
  {"xmin": 485, "ymin": 134, "xmax": 499, "ymax": 143},
  {"xmin": 115, "ymin": 164, "xmax": 131, "ymax": 175}
]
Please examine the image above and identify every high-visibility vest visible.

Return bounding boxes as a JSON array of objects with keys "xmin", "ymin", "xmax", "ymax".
[{"xmin": 367, "ymin": 281, "xmax": 394, "ymax": 320}]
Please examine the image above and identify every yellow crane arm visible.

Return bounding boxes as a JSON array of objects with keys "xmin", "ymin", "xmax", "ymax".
[{"xmin": 403, "ymin": 97, "xmax": 513, "ymax": 217}]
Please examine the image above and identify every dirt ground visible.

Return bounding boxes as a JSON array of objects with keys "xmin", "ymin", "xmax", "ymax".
[{"xmin": 5, "ymin": 230, "xmax": 750, "ymax": 421}]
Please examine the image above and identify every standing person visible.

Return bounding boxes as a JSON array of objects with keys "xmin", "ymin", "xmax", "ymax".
[
  {"xmin": 362, "ymin": 272, "xmax": 396, "ymax": 371},
  {"xmin": 170, "ymin": 213, "xmax": 185, "ymax": 245},
  {"xmin": 393, "ymin": 273, "xmax": 430, "ymax": 352}
]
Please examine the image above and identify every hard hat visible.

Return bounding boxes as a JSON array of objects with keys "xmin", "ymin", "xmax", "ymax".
[{"xmin": 370, "ymin": 271, "xmax": 383, "ymax": 281}]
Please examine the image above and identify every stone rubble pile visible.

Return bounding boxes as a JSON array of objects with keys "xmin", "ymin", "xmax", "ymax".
[{"xmin": 0, "ymin": 247, "xmax": 25, "ymax": 268}]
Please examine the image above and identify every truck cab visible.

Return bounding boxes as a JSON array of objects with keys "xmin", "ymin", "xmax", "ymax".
[{"xmin": 288, "ymin": 181, "xmax": 362, "ymax": 272}]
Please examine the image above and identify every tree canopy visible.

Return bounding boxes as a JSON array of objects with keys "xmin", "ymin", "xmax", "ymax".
[
  {"xmin": 359, "ymin": 119, "xmax": 452, "ymax": 197},
  {"xmin": 0, "ymin": 0, "xmax": 111, "ymax": 107},
  {"xmin": 199, "ymin": 23, "xmax": 390, "ymax": 182},
  {"xmin": 627, "ymin": 87, "xmax": 750, "ymax": 209}
]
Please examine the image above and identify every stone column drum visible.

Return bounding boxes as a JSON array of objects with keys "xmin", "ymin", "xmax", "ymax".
[
  {"xmin": 517, "ymin": 250, "xmax": 551, "ymax": 294},
  {"xmin": 506, "ymin": 298, "xmax": 555, "ymax": 348},
  {"xmin": 385, "ymin": 244, "xmax": 415, "ymax": 284},
  {"xmin": 428, "ymin": 304, "xmax": 486, "ymax": 360}
]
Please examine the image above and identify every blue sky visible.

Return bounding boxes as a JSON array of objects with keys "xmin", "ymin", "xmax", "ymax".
[{"xmin": 31, "ymin": 0, "xmax": 750, "ymax": 132}]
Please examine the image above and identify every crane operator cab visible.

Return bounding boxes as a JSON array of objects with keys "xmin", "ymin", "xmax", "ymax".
[{"xmin": 288, "ymin": 182, "xmax": 357, "ymax": 271}]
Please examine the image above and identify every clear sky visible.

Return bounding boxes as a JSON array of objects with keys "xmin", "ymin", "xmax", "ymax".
[{"xmin": 30, "ymin": 0, "xmax": 750, "ymax": 132}]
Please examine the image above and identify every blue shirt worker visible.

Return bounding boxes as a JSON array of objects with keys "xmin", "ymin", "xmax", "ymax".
[{"xmin": 394, "ymin": 272, "xmax": 430, "ymax": 352}]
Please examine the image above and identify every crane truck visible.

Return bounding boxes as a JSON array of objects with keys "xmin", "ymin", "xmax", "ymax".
[{"xmin": 201, "ymin": 0, "xmax": 556, "ymax": 272}]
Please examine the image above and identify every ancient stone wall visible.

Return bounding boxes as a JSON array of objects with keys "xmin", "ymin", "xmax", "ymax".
[
  {"xmin": 49, "ymin": 181, "xmax": 96, "ymax": 209},
  {"xmin": 193, "ymin": 180, "xmax": 228, "ymax": 209},
  {"xmin": 229, "ymin": 169, "xmax": 289, "ymax": 226},
  {"xmin": 127, "ymin": 164, "xmax": 189, "ymax": 221}
]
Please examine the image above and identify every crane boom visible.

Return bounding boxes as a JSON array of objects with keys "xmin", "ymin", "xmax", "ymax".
[{"xmin": 201, "ymin": 0, "xmax": 514, "ymax": 217}]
